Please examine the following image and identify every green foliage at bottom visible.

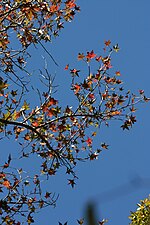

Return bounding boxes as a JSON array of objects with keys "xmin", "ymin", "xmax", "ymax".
[{"xmin": 129, "ymin": 196, "xmax": 150, "ymax": 225}]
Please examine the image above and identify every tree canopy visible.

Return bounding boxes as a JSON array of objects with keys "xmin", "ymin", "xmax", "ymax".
[{"xmin": 0, "ymin": 0, "xmax": 149, "ymax": 224}]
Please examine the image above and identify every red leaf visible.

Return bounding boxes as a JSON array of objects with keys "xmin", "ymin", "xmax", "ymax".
[
  {"xmin": 139, "ymin": 89, "xmax": 144, "ymax": 94},
  {"xmin": 86, "ymin": 50, "xmax": 96, "ymax": 59},
  {"xmin": 96, "ymin": 55, "xmax": 102, "ymax": 62},
  {"xmin": 85, "ymin": 137, "xmax": 92, "ymax": 146},
  {"xmin": 42, "ymin": 105, "xmax": 48, "ymax": 112},
  {"xmin": 88, "ymin": 93, "xmax": 95, "ymax": 99},
  {"xmin": 64, "ymin": 64, "xmax": 69, "ymax": 70},
  {"xmin": 32, "ymin": 121, "xmax": 39, "ymax": 127},
  {"xmin": 73, "ymin": 84, "xmax": 81, "ymax": 94}
]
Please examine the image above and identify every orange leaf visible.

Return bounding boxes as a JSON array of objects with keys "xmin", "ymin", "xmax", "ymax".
[
  {"xmin": 50, "ymin": 4, "xmax": 60, "ymax": 13},
  {"xmin": 115, "ymin": 71, "xmax": 121, "ymax": 76},
  {"xmin": 47, "ymin": 108, "xmax": 55, "ymax": 117},
  {"xmin": 24, "ymin": 133, "xmax": 31, "ymax": 141},
  {"xmin": 104, "ymin": 40, "xmax": 111, "ymax": 46},
  {"xmin": 110, "ymin": 111, "xmax": 121, "ymax": 116},
  {"xmin": 47, "ymin": 97, "xmax": 58, "ymax": 106},
  {"xmin": 42, "ymin": 105, "xmax": 49, "ymax": 113},
  {"xmin": 3, "ymin": 180, "xmax": 11, "ymax": 188},
  {"xmin": 101, "ymin": 143, "xmax": 109, "ymax": 149},
  {"xmin": 66, "ymin": 0, "xmax": 76, "ymax": 8},
  {"xmin": 26, "ymin": 10, "xmax": 34, "ymax": 21},
  {"xmin": 77, "ymin": 53, "xmax": 84, "ymax": 60},
  {"xmin": 64, "ymin": 64, "xmax": 69, "ymax": 70},
  {"xmin": 32, "ymin": 121, "xmax": 39, "ymax": 127},
  {"xmin": 92, "ymin": 132, "xmax": 97, "ymax": 137},
  {"xmin": 73, "ymin": 84, "xmax": 81, "ymax": 94}
]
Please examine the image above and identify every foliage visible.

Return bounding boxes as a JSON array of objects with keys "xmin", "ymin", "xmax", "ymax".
[
  {"xmin": 0, "ymin": 0, "xmax": 80, "ymax": 71},
  {"xmin": 129, "ymin": 196, "xmax": 150, "ymax": 225},
  {"xmin": 0, "ymin": 0, "xmax": 149, "ymax": 224}
]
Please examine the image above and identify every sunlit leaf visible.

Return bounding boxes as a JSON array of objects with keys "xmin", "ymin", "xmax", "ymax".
[
  {"xmin": 64, "ymin": 64, "xmax": 69, "ymax": 70},
  {"xmin": 113, "ymin": 44, "xmax": 120, "ymax": 52},
  {"xmin": 86, "ymin": 50, "xmax": 96, "ymax": 60},
  {"xmin": 3, "ymin": 180, "xmax": 11, "ymax": 189},
  {"xmin": 86, "ymin": 137, "xmax": 92, "ymax": 147},
  {"xmin": 115, "ymin": 71, "xmax": 121, "ymax": 76}
]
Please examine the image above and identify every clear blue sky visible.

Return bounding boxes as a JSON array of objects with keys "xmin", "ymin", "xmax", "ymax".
[
  {"xmin": 2, "ymin": 0, "xmax": 150, "ymax": 224},
  {"xmin": 35, "ymin": 1, "xmax": 150, "ymax": 224}
]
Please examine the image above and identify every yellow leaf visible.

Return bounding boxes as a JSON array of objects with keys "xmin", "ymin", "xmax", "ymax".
[
  {"xmin": 0, "ymin": 77, "xmax": 9, "ymax": 91},
  {"xmin": 113, "ymin": 44, "xmax": 120, "ymax": 52},
  {"xmin": 115, "ymin": 71, "xmax": 121, "ymax": 76}
]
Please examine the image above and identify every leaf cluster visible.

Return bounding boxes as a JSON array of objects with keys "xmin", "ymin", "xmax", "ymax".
[{"xmin": 129, "ymin": 196, "xmax": 150, "ymax": 225}]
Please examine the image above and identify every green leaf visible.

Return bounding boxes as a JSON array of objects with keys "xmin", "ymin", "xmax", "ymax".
[{"xmin": 21, "ymin": 100, "xmax": 30, "ymax": 111}]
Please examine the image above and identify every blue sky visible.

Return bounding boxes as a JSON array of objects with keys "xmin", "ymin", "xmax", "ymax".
[
  {"xmin": 1, "ymin": 0, "xmax": 150, "ymax": 224},
  {"xmin": 33, "ymin": 1, "xmax": 150, "ymax": 224}
]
